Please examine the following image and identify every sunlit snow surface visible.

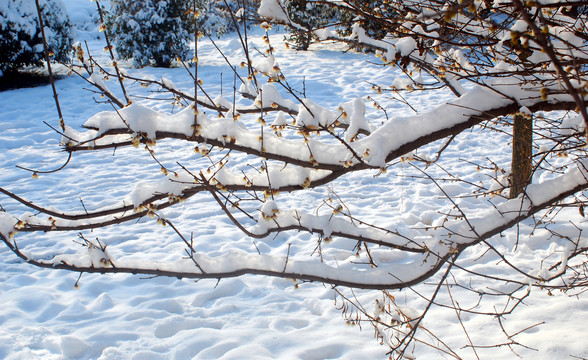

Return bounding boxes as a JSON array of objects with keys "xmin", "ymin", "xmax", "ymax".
[{"xmin": 0, "ymin": 1, "xmax": 587, "ymax": 359}]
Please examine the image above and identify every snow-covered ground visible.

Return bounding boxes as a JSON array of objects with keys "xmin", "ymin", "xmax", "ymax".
[{"xmin": 0, "ymin": 1, "xmax": 587, "ymax": 359}]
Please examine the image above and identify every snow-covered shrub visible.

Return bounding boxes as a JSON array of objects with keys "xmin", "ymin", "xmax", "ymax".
[
  {"xmin": 283, "ymin": 0, "xmax": 339, "ymax": 50},
  {"xmin": 201, "ymin": 1, "xmax": 230, "ymax": 37},
  {"xmin": 108, "ymin": 0, "xmax": 199, "ymax": 68},
  {"xmin": 279, "ymin": 0, "xmax": 398, "ymax": 50},
  {"xmin": 202, "ymin": 0, "xmax": 261, "ymax": 37},
  {"xmin": 0, "ymin": 0, "xmax": 73, "ymax": 76},
  {"xmin": 336, "ymin": 0, "xmax": 399, "ymax": 41},
  {"xmin": 108, "ymin": 0, "xmax": 261, "ymax": 68}
]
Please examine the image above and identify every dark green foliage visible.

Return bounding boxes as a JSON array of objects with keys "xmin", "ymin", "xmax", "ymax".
[
  {"xmin": 108, "ymin": 0, "xmax": 262, "ymax": 68},
  {"xmin": 0, "ymin": 0, "xmax": 73, "ymax": 76},
  {"xmin": 283, "ymin": 0, "xmax": 339, "ymax": 50},
  {"xmin": 339, "ymin": 1, "xmax": 399, "ymax": 40},
  {"xmin": 108, "ymin": 0, "xmax": 199, "ymax": 68},
  {"xmin": 283, "ymin": 0, "xmax": 398, "ymax": 50}
]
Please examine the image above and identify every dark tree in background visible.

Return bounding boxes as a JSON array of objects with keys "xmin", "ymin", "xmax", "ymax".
[
  {"xmin": 107, "ymin": 0, "xmax": 262, "ymax": 68},
  {"xmin": 283, "ymin": 0, "xmax": 338, "ymax": 50},
  {"xmin": 282, "ymin": 0, "xmax": 398, "ymax": 50},
  {"xmin": 108, "ymin": 0, "xmax": 199, "ymax": 68},
  {"xmin": 0, "ymin": 0, "xmax": 72, "ymax": 76}
]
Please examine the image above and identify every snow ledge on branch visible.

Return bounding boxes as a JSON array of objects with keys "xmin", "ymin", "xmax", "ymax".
[{"xmin": 258, "ymin": 0, "xmax": 289, "ymax": 23}]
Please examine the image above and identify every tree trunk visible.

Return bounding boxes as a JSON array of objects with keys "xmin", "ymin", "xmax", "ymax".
[{"xmin": 510, "ymin": 114, "xmax": 533, "ymax": 198}]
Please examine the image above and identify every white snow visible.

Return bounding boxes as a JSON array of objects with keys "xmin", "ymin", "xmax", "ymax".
[
  {"xmin": 257, "ymin": 0, "xmax": 289, "ymax": 23},
  {"xmin": 0, "ymin": 212, "xmax": 18, "ymax": 240}
]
